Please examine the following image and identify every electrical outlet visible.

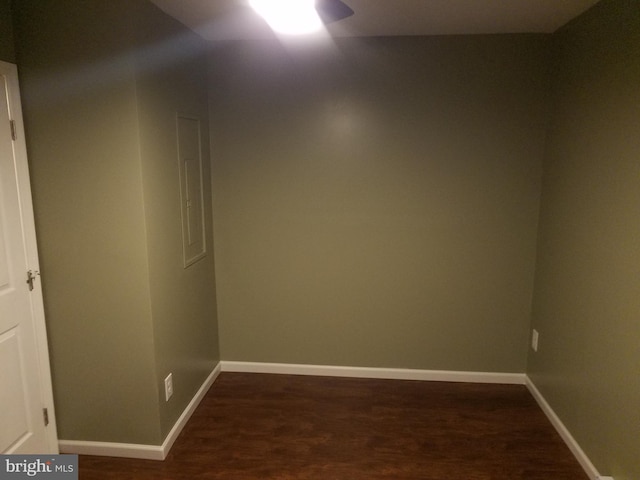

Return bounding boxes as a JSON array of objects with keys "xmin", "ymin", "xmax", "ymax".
[
  {"xmin": 531, "ymin": 329, "xmax": 539, "ymax": 352},
  {"xmin": 164, "ymin": 373, "xmax": 173, "ymax": 401}
]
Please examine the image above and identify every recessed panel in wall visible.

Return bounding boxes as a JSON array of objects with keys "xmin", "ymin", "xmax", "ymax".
[
  {"xmin": 0, "ymin": 214, "xmax": 10, "ymax": 291},
  {"xmin": 0, "ymin": 329, "xmax": 30, "ymax": 452},
  {"xmin": 177, "ymin": 115, "xmax": 206, "ymax": 268}
]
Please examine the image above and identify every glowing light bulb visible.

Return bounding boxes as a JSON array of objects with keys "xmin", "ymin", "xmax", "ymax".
[{"xmin": 250, "ymin": 0, "xmax": 323, "ymax": 35}]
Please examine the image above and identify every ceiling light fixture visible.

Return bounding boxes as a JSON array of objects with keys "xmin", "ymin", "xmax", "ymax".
[{"xmin": 250, "ymin": 0, "xmax": 323, "ymax": 35}]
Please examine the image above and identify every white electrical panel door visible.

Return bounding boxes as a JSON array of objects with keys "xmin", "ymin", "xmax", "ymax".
[{"xmin": 177, "ymin": 116, "xmax": 206, "ymax": 267}]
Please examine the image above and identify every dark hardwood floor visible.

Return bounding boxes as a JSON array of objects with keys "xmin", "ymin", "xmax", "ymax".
[{"xmin": 80, "ymin": 373, "xmax": 588, "ymax": 479}]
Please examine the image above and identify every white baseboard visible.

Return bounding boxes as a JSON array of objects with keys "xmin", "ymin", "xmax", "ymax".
[
  {"xmin": 59, "ymin": 362, "xmax": 222, "ymax": 461},
  {"xmin": 525, "ymin": 376, "xmax": 603, "ymax": 480},
  {"xmin": 58, "ymin": 439, "xmax": 164, "ymax": 461},
  {"xmin": 160, "ymin": 362, "xmax": 222, "ymax": 457},
  {"xmin": 220, "ymin": 361, "xmax": 526, "ymax": 385}
]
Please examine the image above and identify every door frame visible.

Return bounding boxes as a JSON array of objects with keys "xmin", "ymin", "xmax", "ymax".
[{"xmin": 1, "ymin": 60, "xmax": 58, "ymax": 453}]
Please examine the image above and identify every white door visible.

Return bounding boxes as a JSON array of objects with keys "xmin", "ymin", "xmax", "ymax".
[{"xmin": 0, "ymin": 61, "xmax": 58, "ymax": 454}]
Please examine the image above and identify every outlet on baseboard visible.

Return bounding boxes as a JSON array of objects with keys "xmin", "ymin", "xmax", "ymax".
[
  {"xmin": 531, "ymin": 329, "xmax": 539, "ymax": 352},
  {"xmin": 164, "ymin": 373, "xmax": 174, "ymax": 401}
]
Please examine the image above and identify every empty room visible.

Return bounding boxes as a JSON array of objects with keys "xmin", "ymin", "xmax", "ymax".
[{"xmin": 0, "ymin": 0, "xmax": 638, "ymax": 479}]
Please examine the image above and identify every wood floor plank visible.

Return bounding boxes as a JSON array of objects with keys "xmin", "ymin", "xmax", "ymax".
[{"xmin": 79, "ymin": 373, "xmax": 589, "ymax": 479}]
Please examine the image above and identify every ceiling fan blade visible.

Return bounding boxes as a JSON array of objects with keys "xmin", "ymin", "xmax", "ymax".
[{"xmin": 316, "ymin": 0, "xmax": 354, "ymax": 24}]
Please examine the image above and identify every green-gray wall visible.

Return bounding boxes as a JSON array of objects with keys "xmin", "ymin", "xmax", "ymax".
[
  {"xmin": 14, "ymin": 0, "xmax": 161, "ymax": 445},
  {"xmin": 528, "ymin": 1, "xmax": 640, "ymax": 479},
  {"xmin": 0, "ymin": 0, "xmax": 15, "ymax": 62},
  {"xmin": 131, "ymin": 1, "xmax": 220, "ymax": 440},
  {"xmin": 209, "ymin": 35, "xmax": 550, "ymax": 372},
  {"xmin": 13, "ymin": 0, "xmax": 219, "ymax": 445}
]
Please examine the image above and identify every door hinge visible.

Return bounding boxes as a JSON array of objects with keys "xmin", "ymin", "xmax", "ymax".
[
  {"xmin": 27, "ymin": 269, "xmax": 40, "ymax": 291},
  {"xmin": 43, "ymin": 407, "xmax": 49, "ymax": 427},
  {"xmin": 10, "ymin": 119, "xmax": 17, "ymax": 141}
]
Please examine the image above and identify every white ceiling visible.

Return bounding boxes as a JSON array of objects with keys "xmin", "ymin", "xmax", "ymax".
[{"xmin": 149, "ymin": 0, "xmax": 601, "ymax": 41}]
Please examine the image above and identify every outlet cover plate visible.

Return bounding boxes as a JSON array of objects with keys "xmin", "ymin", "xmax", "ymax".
[{"xmin": 164, "ymin": 373, "xmax": 173, "ymax": 401}]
